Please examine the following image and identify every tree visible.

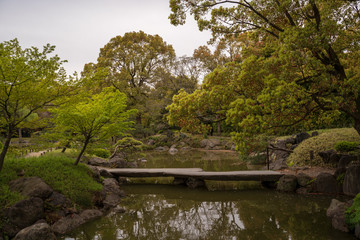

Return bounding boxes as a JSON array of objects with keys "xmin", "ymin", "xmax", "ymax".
[
  {"xmin": 51, "ymin": 87, "xmax": 136, "ymax": 165},
  {"xmin": 0, "ymin": 39, "xmax": 70, "ymax": 172},
  {"xmin": 169, "ymin": 1, "xmax": 360, "ymax": 138},
  {"xmin": 96, "ymin": 31, "xmax": 176, "ymax": 109}
]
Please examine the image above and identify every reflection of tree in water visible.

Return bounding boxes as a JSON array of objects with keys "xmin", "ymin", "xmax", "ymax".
[{"xmin": 65, "ymin": 190, "xmax": 353, "ymax": 240}]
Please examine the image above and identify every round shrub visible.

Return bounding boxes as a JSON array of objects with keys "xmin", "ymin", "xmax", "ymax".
[
  {"xmin": 335, "ymin": 141, "xmax": 359, "ymax": 152},
  {"xmin": 89, "ymin": 148, "xmax": 110, "ymax": 158}
]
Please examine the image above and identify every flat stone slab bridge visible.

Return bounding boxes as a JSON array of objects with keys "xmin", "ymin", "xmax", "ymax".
[{"xmin": 103, "ymin": 168, "xmax": 284, "ymax": 182}]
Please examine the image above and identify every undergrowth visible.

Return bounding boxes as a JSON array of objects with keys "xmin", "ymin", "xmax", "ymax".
[
  {"xmin": 0, "ymin": 153, "xmax": 103, "ymax": 209},
  {"xmin": 346, "ymin": 193, "xmax": 360, "ymax": 231}
]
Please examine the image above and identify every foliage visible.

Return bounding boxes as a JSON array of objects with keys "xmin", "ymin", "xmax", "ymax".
[
  {"xmin": 346, "ymin": 193, "xmax": 360, "ymax": 231},
  {"xmin": 0, "ymin": 154, "xmax": 102, "ymax": 208},
  {"xmin": 88, "ymin": 148, "xmax": 111, "ymax": 159},
  {"xmin": 287, "ymin": 128, "xmax": 360, "ymax": 166},
  {"xmin": 169, "ymin": 0, "xmax": 360, "ymax": 152},
  {"xmin": 0, "ymin": 39, "xmax": 72, "ymax": 172},
  {"xmin": 51, "ymin": 87, "xmax": 136, "ymax": 164},
  {"xmin": 334, "ymin": 141, "xmax": 359, "ymax": 153}
]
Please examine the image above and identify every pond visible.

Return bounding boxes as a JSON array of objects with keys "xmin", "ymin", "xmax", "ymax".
[{"xmin": 62, "ymin": 150, "xmax": 355, "ymax": 240}]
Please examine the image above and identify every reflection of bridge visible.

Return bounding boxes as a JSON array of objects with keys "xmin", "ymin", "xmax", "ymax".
[{"xmin": 103, "ymin": 168, "xmax": 284, "ymax": 182}]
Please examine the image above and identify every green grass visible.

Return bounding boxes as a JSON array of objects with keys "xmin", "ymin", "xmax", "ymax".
[
  {"xmin": 0, "ymin": 153, "xmax": 103, "ymax": 209},
  {"xmin": 286, "ymin": 128, "xmax": 360, "ymax": 166}
]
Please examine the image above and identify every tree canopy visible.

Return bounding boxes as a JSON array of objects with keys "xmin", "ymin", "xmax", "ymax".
[
  {"xmin": 168, "ymin": 0, "xmax": 360, "ymax": 152},
  {"xmin": 0, "ymin": 39, "xmax": 71, "ymax": 171},
  {"xmin": 51, "ymin": 87, "xmax": 136, "ymax": 165}
]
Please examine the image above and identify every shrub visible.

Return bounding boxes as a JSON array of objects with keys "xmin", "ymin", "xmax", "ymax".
[
  {"xmin": 89, "ymin": 148, "xmax": 110, "ymax": 158},
  {"xmin": 334, "ymin": 141, "xmax": 359, "ymax": 152},
  {"xmin": 346, "ymin": 193, "xmax": 360, "ymax": 231}
]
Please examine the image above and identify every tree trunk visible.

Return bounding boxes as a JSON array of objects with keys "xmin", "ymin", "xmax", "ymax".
[
  {"xmin": 61, "ymin": 141, "xmax": 71, "ymax": 153},
  {"xmin": 354, "ymin": 118, "xmax": 360, "ymax": 137},
  {"xmin": 74, "ymin": 138, "xmax": 90, "ymax": 165},
  {"xmin": 18, "ymin": 128, "xmax": 23, "ymax": 143},
  {"xmin": 0, "ymin": 130, "xmax": 13, "ymax": 172}
]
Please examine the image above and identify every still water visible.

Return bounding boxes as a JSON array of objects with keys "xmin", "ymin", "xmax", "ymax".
[{"xmin": 63, "ymin": 150, "xmax": 355, "ymax": 240}]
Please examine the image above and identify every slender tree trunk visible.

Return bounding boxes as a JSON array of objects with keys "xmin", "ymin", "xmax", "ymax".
[
  {"xmin": 354, "ymin": 118, "xmax": 360, "ymax": 137},
  {"xmin": 74, "ymin": 138, "xmax": 90, "ymax": 165},
  {"xmin": 61, "ymin": 141, "xmax": 71, "ymax": 153},
  {"xmin": 18, "ymin": 128, "xmax": 23, "ymax": 143},
  {"xmin": 0, "ymin": 129, "xmax": 14, "ymax": 173}
]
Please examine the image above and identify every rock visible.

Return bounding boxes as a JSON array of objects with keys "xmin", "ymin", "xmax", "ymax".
[
  {"xmin": 99, "ymin": 169, "xmax": 114, "ymax": 178},
  {"xmin": 155, "ymin": 146, "xmax": 169, "ymax": 151},
  {"xmin": 200, "ymin": 139, "xmax": 221, "ymax": 149},
  {"xmin": 314, "ymin": 173, "xmax": 340, "ymax": 194},
  {"xmin": 296, "ymin": 173, "xmax": 313, "ymax": 187},
  {"xmin": 88, "ymin": 157, "xmax": 109, "ymax": 167},
  {"xmin": 269, "ymin": 139, "xmax": 291, "ymax": 170},
  {"xmin": 318, "ymin": 149, "xmax": 336, "ymax": 164},
  {"xmin": 186, "ymin": 177, "xmax": 205, "ymax": 189},
  {"xmin": 6, "ymin": 197, "xmax": 44, "ymax": 229},
  {"xmin": 169, "ymin": 147, "xmax": 178, "ymax": 154},
  {"xmin": 87, "ymin": 165, "xmax": 101, "ymax": 181},
  {"xmin": 101, "ymin": 178, "xmax": 125, "ymax": 209},
  {"xmin": 295, "ymin": 132, "xmax": 310, "ymax": 144},
  {"xmin": 338, "ymin": 155, "xmax": 358, "ymax": 169},
  {"xmin": 80, "ymin": 209, "xmax": 103, "ymax": 222},
  {"xmin": 355, "ymin": 224, "xmax": 360, "ymax": 239},
  {"xmin": 343, "ymin": 165, "xmax": 360, "ymax": 196},
  {"xmin": 9, "ymin": 177, "xmax": 53, "ymax": 199},
  {"xmin": 326, "ymin": 199, "xmax": 352, "ymax": 232},
  {"xmin": 14, "ymin": 223, "xmax": 56, "ymax": 240},
  {"xmin": 329, "ymin": 153, "xmax": 342, "ymax": 165},
  {"xmin": 51, "ymin": 214, "xmax": 85, "ymax": 235},
  {"xmin": 311, "ymin": 131, "xmax": 319, "ymax": 137},
  {"xmin": 45, "ymin": 191, "xmax": 72, "ymax": 209},
  {"xmin": 147, "ymin": 139, "xmax": 155, "ymax": 145},
  {"xmin": 276, "ymin": 175, "xmax": 297, "ymax": 192},
  {"xmin": 112, "ymin": 206, "xmax": 126, "ymax": 213}
]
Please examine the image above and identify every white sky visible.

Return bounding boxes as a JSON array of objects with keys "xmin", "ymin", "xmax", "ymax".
[{"xmin": 0, "ymin": 0, "xmax": 212, "ymax": 75}]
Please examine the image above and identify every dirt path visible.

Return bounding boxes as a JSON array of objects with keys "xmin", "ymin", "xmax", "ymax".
[{"xmin": 279, "ymin": 166, "xmax": 335, "ymax": 178}]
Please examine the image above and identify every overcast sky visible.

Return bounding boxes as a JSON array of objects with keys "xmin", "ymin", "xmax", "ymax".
[{"xmin": 0, "ymin": 0, "xmax": 212, "ymax": 75}]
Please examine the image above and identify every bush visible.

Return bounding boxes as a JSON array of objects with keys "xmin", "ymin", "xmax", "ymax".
[
  {"xmin": 89, "ymin": 148, "xmax": 110, "ymax": 158},
  {"xmin": 346, "ymin": 193, "xmax": 360, "ymax": 231},
  {"xmin": 334, "ymin": 141, "xmax": 359, "ymax": 152}
]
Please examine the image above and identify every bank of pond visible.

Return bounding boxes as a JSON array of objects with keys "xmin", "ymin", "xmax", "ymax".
[{"xmin": 0, "ymin": 150, "xmax": 359, "ymax": 239}]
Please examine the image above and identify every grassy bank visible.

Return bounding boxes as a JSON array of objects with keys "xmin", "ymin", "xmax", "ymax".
[{"xmin": 0, "ymin": 153, "xmax": 103, "ymax": 209}]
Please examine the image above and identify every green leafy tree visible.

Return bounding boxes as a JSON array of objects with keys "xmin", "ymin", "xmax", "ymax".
[
  {"xmin": 51, "ymin": 87, "xmax": 136, "ymax": 165},
  {"xmin": 169, "ymin": 1, "xmax": 360, "ymax": 145},
  {"xmin": 0, "ymin": 39, "xmax": 70, "ymax": 172}
]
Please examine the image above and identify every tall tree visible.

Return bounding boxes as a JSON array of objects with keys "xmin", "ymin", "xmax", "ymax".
[
  {"xmin": 169, "ymin": 1, "xmax": 360, "ymax": 137},
  {"xmin": 0, "ymin": 39, "xmax": 70, "ymax": 172},
  {"xmin": 96, "ymin": 31, "xmax": 176, "ymax": 109},
  {"xmin": 51, "ymin": 87, "xmax": 136, "ymax": 165}
]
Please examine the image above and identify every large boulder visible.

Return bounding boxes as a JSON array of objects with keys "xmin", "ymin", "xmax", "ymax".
[
  {"xmin": 9, "ymin": 177, "xmax": 53, "ymax": 199},
  {"xmin": 101, "ymin": 178, "xmax": 125, "ymax": 209},
  {"xmin": 318, "ymin": 150, "xmax": 336, "ymax": 164},
  {"xmin": 80, "ymin": 209, "xmax": 103, "ymax": 222},
  {"xmin": 314, "ymin": 173, "xmax": 340, "ymax": 194},
  {"xmin": 51, "ymin": 214, "xmax": 84, "ymax": 235},
  {"xmin": 295, "ymin": 132, "xmax": 310, "ymax": 144},
  {"xmin": 326, "ymin": 199, "xmax": 352, "ymax": 232},
  {"xmin": 14, "ymin": 223, "xmax": 56, "ymax": 240},
  {"xmin": 343, "ymin": 165, "xmax": 360, "ymax": 196},
  {"xmin": 5, "ymin": 197, "xmax": 44, "ymax": 229},
  {"xmin": 269, "ymin": 139, "xmax": 292, "ymax": 170},
  {"xmin": 296, "ymin": 173, "xmax": 313, "ymax": 187},
  {"xmin": 276, "ymin": 175, "xmax": 297, "ymax": 192},
  {"xmin": 338, "ymin": 155, "xmax": 357, "ymax": 169}
]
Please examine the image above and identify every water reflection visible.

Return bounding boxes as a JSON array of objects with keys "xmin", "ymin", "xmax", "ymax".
[{"xmin": 64, "ymin": 185, "xmax": 355, "ymax": 240}]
